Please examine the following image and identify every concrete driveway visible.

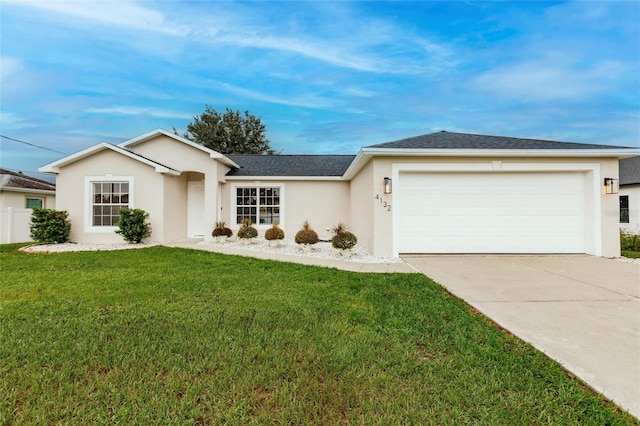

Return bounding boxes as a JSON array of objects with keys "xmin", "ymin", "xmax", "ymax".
[{"xmin": 403, "ymin": 255, "xmax": 640, "ymax": 419}]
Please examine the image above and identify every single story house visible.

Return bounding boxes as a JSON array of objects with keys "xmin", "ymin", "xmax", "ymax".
[
  {"xmin": 40, "ymin": 129, "xmax": 639, "ymax": 258},
  {"xmin": 0, "ymin": 168, "xmax": 56, "ymax": 243},
  {"xmin": 619, "ymin": 156, "xmax": 640, "ymax": 234}
]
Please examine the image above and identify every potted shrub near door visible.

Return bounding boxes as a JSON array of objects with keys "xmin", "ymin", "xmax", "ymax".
[{"xmin": 212, "ymin": 221, "xmax": 233, "ymax": 243}]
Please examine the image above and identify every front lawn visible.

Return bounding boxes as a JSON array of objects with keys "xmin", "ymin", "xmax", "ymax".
[{"xmin": 1, "ymin": 245, "xmax": 636, "ymax": 424}]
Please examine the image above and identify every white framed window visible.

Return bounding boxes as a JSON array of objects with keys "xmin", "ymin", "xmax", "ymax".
[
  {"xmin": 232, "ymin": 184, "xmax": 283, "ymax": 227},
  {"xmin": 25, "ymin": 197, "xmax": 44, "ymax": 209},
  {"xmin": 85, "ymin": 176, "xmax": 134, "ymax": 232}
]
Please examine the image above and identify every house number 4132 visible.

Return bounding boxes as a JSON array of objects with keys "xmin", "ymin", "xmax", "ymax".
[{"xmin": 375, "ymin": 194, "xmax": 391, "ymax": 212}]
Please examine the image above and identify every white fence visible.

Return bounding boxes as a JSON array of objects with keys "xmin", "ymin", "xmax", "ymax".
[{"xmin": 0, "ymin": 208, "xmax": 33, "ymax": 244}]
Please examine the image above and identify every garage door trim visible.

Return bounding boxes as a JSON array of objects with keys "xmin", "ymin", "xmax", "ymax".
[{"xmin": 391, "ymin": 162, "xmax": 602, "ymax": 257}]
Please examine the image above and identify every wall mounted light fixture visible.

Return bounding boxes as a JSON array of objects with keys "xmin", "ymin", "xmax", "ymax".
[
  {"xmin": 383, "ymin": 177, "xmax": 392, "ymax": 194},
  {"xmin": 604, "ymin": 178, "xmax": 619, "ymax": 194}
]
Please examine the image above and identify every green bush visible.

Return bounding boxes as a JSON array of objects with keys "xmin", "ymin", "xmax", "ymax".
[
  {"xmin": 29, "ymin": 208, "xmax": 71, "ymax": 243},
  {"xmin": 237, "ymin": 219, "xmax": 258, "ymax": 239},
  {"xmin": 620, "ymin": 231, "xmax": 638, "ymax": 251},
  {"xmin": 115, "ymin": 208, "xmax": 151, "ymax": 243},
  {"xmin": 294, "ymin": 221, "xmax": 318, "ymax": 245},
  {"xmin": 264, "ymin": 223, "xmax": 284, "ymax": 241}
]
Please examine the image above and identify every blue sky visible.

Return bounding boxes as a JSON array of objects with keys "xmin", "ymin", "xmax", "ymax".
[{"xmin": 1, "ymin": 0, "xmax": 639, "ymax": 178}]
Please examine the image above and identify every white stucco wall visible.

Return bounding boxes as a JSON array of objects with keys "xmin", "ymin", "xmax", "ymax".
[
  {"xmin": 0, "ymin": 190, "xmax": 55, "ymax": 209},
  {"xmin": 359, "ymin": 156, "xmax": 621, "ymax": 258},
  {"xmin": 220, "ymin": 179, "xmax": 350, "ymax": 240},
  {"xmin": 55, "ymin": 150, "xmax": 165, "ymax": 244},
  {"xmin": 620, "ymin": 185, "xmax": 640, "ymax": 234},
  {"xmin": 127, "ymin": 135, "xmax": 222, "ymax": 242}
]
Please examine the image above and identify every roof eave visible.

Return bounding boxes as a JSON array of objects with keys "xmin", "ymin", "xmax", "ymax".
[
  {"xmin": 342, "ymin": 147, "xmax": 640, "ymax": 181},
  {"xmin": 224, "ymin": 175, "xmax": 344, "ymax": 181},
  {"xmin": 360, "ymin": 147, "xmax": 640, "ymax": 157},
  {"xmin": 0, "ymin": 187, "xmax": 56, "ymax": 195},
  {"xmin": 38, "ymin": 142, "xmax": 181, "ymax": 176}
]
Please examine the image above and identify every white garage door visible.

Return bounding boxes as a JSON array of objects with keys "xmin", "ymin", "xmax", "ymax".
[{"xmin": 397, "ymin": 172, "xmax": 587, "ymax": 254}]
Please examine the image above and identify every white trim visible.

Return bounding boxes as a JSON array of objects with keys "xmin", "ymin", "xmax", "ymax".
[
  {"xmin": 84, "ymin": 176, "xmax": 134, "ymax": 233},
  {"xmin": 344, "ymin": 147, "xmax": 639, "ymax": 180},
  {"xmin": 364, "ymin": 147, "xmax": 639, "ymax": 158},
  {"xmin": 391, "ymin": 162, "xmax": 602, "ymax": 257},
  {"xmin": 225, "ymin": 175, "xmax": 343, "ymax": 181},
  {"xmin": 25, "ymin": 196, "xmax": 45, "ymax": 209},
  {"xmin": 0, "ymin": 187, "xmax": 55, "ymax": 195},
  {"xmin": 118, "ymin": 128, "xmax": 239, "ymax": 168},
  {"xmin": 230, "ymin": 182, "xmax": 285, "ymax": 229},
  {"xmin": 39, "ymin": 142, "xmax": 180, "ymax": 176}
]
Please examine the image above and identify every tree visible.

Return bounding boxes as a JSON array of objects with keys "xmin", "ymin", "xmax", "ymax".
[{"xmin": 177, "ymin": 105, "xmax": 276, "ymax": 154}]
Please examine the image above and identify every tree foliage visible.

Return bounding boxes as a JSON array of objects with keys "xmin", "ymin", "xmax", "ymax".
[{"xmin": 178, "ymin": 105, "xmax": 276, "ymax": 155}]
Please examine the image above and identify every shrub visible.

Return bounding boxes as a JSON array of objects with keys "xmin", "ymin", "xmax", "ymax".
[
  {"xmin": 237, "ymin": 219, "xmax": 258, "ymax": 239},
  {"xmin": 264, "ymin": 223, "xmax": 285, "ymax": 241},
  {"xmin": 212, "ymin": 221, "xmax": 233, "ymax": 238},
  {"xmin": 331, "ymin": 222, "xmax": 357, "ymax": 250},
  {"xmin": 620, "ymin": 231, "xmax": 638, "ymax": 251},
  {"xmin": 294, "ymin": 220, "xmax": 319, "ymax": 245},
  {"xmin": 29, "ymin": 208, "xmax": 71, "ymax": 243},
  {"xmin": 115, "ymin": 208, "xmax": 151, "ymax": 243}
]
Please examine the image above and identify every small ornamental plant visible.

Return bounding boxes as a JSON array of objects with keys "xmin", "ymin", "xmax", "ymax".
[
  {"xmin": 237, "ymin": 219, "xmax": 258, "ymax": 240},
  {"xmin": 29, "ymin": 208, "xmax": 71, "ymax": 244},
  {"xmin": 294, "ymin": 220, "xmax": 319, "ymax": 246},
  {"xmin": 264, "ymin": 223, "xmax": 285, "ymax": 241},
  {"xmin": 331, "ymin": 222, "xmax": 357, "ymax": 251},
  {"xmin": 115, "ymin": 208, "xmax": 151, "ymax": 243},
  {"xmin": 212, "ymin": 221, "xmax": 233, "ymax": 239}
]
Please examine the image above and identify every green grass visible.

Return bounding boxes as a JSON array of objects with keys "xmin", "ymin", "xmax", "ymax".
[
  {"xmin": 1, "ymin": 246, "xmax": 636, "ymax": 425},
  {"xmin": 621, "ymin": 250, "xmax": 640, "ymax": 259}
]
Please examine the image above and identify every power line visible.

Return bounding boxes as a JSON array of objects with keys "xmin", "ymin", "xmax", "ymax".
[
  {"xmin": 0, "ymin": 134, "xmax": 67, "ymax": 155},
  {"xmin": 1, "ymin": 166, "xmax": 53, "ymax": 177}
]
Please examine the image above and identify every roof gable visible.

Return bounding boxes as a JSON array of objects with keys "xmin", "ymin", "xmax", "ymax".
[
  {"xmin": 226, "ymin": 155, "xmax": 355, "ymax": 177},
  {"xmin": 367, "ymin": 131, "xmax": 632, "ymax": 150},
  {"xmin": 620, "ymin": 156, "xmax": 640, "ymax": 186},
  {"xmin": 39, "ymin": 142, "xmax": 180, "ymax": 175},
  {"xmin": 0, "ymin": 169, "xmax": 56, "ymax": 192},
  {"xmin": 118, "ymin": 128, "xmax": 238, "ymax": 168}
]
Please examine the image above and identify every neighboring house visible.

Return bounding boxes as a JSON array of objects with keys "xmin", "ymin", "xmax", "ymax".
[
  {"xmin": 619, "ymin": 156, "xmax": 640, "ymax": 234},
  {"xmin": 0, "ymin": 168, "xmax": 56, "ymax": 243},
  {"xmin": 39, "ymin": 129, "xmax": 638, "ymax": 258}
]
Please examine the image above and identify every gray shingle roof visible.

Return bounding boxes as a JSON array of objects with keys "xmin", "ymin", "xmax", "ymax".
[
  {"xmin": 367, "ymin": 131, "xmax": 632, "ymax": 150},
  {"xmin": 620, "ymin": 156, "xmax": 640, "ymax": 186},
  {"xmin": 226, "ymin": 155, "xmax": 356, "ymax": 177},
  {"xmin": 0, "ymin": 168, "xmax": 56, "ymax": 191}
]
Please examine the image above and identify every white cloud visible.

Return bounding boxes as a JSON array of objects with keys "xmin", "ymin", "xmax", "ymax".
[
  {"xmin": 3, "ymin": 0, "xmax": 189, "ymax": 36},
  {"xmin": 214, "ymin": 81, "xmax": 336, "ymax": 110},
  {"xmin": 0, "ymin": 56, "xmax": 22, "ymax": 83},
  {"xmin": 85, "ymin": 107, "xmax": 192, "ymax": 119},
  {"xmin": 0, "ymin": 112, "xmax": 37, "ymax": 130},
  {"xmin": 471, "ymin": 60, "xmax": 629, "ymax": 101}
]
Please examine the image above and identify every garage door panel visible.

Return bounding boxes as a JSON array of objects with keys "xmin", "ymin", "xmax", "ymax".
[{"xmin": 398, "ymin": 172, "xmax": 586, "ymax": 253}]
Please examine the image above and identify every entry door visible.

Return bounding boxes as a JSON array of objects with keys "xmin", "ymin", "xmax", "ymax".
[{"xmin": 187, "ymin": 181, "xmax": 205, "ymax": 238}]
